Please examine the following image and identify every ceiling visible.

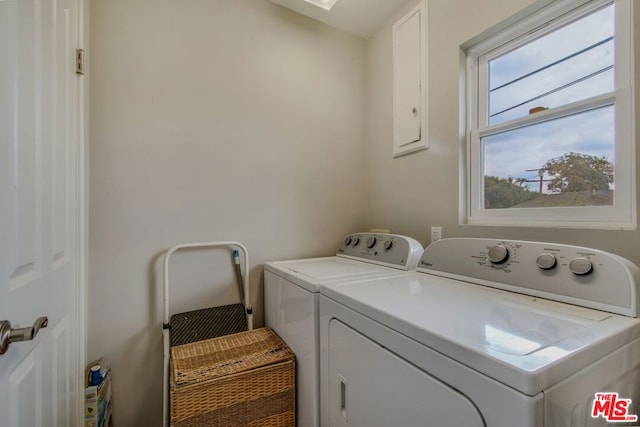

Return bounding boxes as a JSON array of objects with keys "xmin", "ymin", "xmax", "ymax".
[{"xmin": 269, "ymin": 0, "xmax": 411, "ymax": 38}]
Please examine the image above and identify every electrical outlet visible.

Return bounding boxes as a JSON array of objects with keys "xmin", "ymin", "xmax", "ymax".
[{"xmin": 430, "ymin": 226, "xmax": 442, "ymax": 242}]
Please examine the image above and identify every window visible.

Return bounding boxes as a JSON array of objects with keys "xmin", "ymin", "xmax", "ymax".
[{"xmin": 463, "ymin": 0, "xmax": 635, "ymax": 228}]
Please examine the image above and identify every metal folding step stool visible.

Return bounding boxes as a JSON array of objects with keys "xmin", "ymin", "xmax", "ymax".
[{"xmin": 162, "ymin": 241, "xmax": 253, "ymax": 427}]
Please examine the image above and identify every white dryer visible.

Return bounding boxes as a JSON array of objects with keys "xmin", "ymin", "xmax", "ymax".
[
  {"xmin": 264, "ymin": 233, "xmax": 423, "ymax": 427},
  {"xmin": 320, "ymin": 238, "xmax": 640, "ymax": 426}
]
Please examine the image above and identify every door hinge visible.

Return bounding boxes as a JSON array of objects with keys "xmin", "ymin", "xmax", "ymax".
[{"xmin": 76, "ymin": 48, "xmax": 85, "ymax": 75}]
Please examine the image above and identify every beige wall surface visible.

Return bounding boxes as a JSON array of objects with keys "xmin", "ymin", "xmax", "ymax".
[
  {"xmin": 366, "ymin": 0, "xmax": 640, "ymax": 265},
  {"xmin": 91, "ymin": 0, "xmax": 640, "ymax": 425},
  {"xmin": 89, "ymin": 0, "xmax": 367, "ymax": 425}
]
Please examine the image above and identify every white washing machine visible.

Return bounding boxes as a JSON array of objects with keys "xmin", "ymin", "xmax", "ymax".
[
  {"xmin": 264, "ymin": 232, "xmax": 423, "ymax": 427},
  {"xmin": 319, "ymin": 238, "xmax": 640, "ymax": 426}
]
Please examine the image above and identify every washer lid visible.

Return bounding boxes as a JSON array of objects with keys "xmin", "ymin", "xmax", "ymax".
[
  {"xmin": 320, "ymin": 273, "xmax": 640, "ymax": 395},
  {"xmin": 264, "ymin": 257, "xmax": 407, "ymax": 293}
]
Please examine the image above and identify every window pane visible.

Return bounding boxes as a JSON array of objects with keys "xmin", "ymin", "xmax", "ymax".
[
  {"xmin": 482, "ymin": 106, "xmax": 614, "ymax": 209},
  {"xmin": 488, "ymin": 5, "xmax": 614, "ymax": 125}
]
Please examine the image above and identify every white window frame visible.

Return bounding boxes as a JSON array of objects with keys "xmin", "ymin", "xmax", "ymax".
[{"xmin": 463, "ymin": 0, "xmax": 635, "ymax": 229}]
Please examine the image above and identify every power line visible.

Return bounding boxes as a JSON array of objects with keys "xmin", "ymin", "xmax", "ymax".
[
  {"xmin": 490, "ymin": 36, "xmax": 613, "ymax": 93},
  {"xmin": 489, "ymin": 65, "xmax": 612, "ymax": 118}
]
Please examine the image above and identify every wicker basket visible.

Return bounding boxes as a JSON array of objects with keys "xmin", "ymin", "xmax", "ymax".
[{"xmin": 170, "ymin": 327, "xmax": 295, "ymax": 427}]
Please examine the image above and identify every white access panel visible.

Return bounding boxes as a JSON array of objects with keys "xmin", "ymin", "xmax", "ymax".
[
  {"xmin": 327, "ymin": 319, "xmax": 485, "ymax": 427},
  {"xmin": 393, "ymin": 1, "xmax": 428, "ymax": 157}
]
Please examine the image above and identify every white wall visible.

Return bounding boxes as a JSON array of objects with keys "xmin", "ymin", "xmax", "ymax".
[
  {"xmin": 90, "ymin": 0, "xmax": 640, "ymax": 424},
  {"xmin": 89, "ymin": 1, "xmax": 367, "ymax": 425},
  {"xmin": 366, "ymin": 0, "xmax": 640, "ymax": 265}
]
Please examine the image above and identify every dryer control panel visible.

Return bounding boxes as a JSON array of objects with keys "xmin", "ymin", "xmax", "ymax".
[
  {"xmin": 418, "ymin": 238, "xmax": 640, "ymax": 317},
  {"xmin": 337, "ymin": 233, "xmax": 423, "ymax": 271}
]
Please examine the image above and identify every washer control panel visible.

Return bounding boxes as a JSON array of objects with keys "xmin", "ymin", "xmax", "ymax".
[
  {"xmin": 337, "ymin": 233, "xmax": 424, "ymax": 270},
  {"xmin": 418, "ymin": 238, "xmax": 640, "ymax": 317}
]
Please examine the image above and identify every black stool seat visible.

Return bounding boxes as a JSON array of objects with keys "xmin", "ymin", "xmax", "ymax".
[{"xmin": 169, "ymin": 303, "xmax": 247, "ymax": 347}]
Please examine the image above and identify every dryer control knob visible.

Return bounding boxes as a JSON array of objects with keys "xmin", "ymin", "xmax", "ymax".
[
  {"xmin": 536, "ymin": 253, "xmax": 557, "ymax": 270},
  {"xmin": 383, "ymin": 240, "xmax": 393, "ymax": 251},
  {"xmin": 353, "ymin": 237, "xmax": 360, "ymax": 246},
  {"xmin": 487, "ymin": 245, "xmax": 509, "ymax": 264},
  {"xmin": 569, "ymin": 257, "xmax": 593, "ymax": 275},
  {"xmin": 344, "ymin": 237, "xmax": 353, "ymax": 247},
  {"xmin": 366, "ymin": 236, "xmax": 377, "ymax": 249}
]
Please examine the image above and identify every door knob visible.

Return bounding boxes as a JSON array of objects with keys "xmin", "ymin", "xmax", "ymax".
[{"xmin": 0, "ymin": 316, "xmax": 48, "ymax": 355}]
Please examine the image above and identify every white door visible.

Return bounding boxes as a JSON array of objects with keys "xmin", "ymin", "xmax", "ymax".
[
  {"xmin": 327, "ymin": 320, "xmax": 485, "ymax": 427},
  {"xmin": 0, "ymin": 0, "xmax": 84, "ymax": 426}
]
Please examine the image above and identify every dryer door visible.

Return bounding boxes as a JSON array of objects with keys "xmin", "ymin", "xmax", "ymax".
[{"xmin": 328, "ymin": 320, "xmax": 485, "ymax": 427}]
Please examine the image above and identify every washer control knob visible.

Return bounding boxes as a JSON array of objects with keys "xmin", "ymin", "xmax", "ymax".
[
  {"xmin": 353, "ymin": 237, "xmax": 360, "ymax": 246},
  {"xmin": 366, "ymin": 236, "xmax": 377, "ymax": 249},
  {"xmin": 487, "ymin": 245, "xmax": 509, "ymax": 264},
  {"xmin": 536, "ymin": 253, "xmax": 557, "ymax": 270},
  {"xmin": 383, "ymin": 240, "xmax": 393, "ymax": 251},
  {"xmin": 344, "ymin": 237, "xmax": 352, "ymax": 247},
  {"xmin": 569, "ymin": 257, "xmax": 593, "ymax": 275}
]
